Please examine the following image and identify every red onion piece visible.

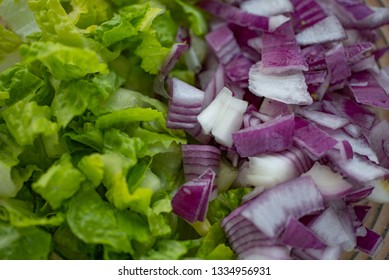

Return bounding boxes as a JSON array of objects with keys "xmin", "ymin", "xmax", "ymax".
[
  {"xmin": 171, "ymin": 168, "xmax": 215, "ymax": 223},
  {"xmin": 233, "ymin": 114, "xmax": 295, "ymax": 157},
  {"xmin": 239, "ymin": 175, "xmax": 325, "ymax": 237},
  {"xmin": 281, "ymin": 216, "xmax": 326, "ymax": 249}
]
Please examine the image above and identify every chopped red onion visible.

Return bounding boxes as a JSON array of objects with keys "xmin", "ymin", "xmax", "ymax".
[
  {"xmin": 325, "ymin": 43, "xmax": 351, "ymax": 85},
  {"xmin": 290, "ymin": 0, "xmax": 327, "ymax": 32},
  {"xmin": 233, "ymin": 114, "xmax": 295, "ymax": 157},
  {"xmin": 261, "ymin": 21, "xmax": 308, "ymax": 73},
  {"xmin": 240, "ymin": 0, "xmax": 294, "ymax": 17},
  {"xmin": 171, "ymin": 168, "xmax": 215, "ymax": 223},
  {"xmin": 296, "ymin": 108, "xmax": 350, "ymax": 130},
  {"xmin": 334, "ymin": 0, "xmax": 374, "ymax": 21},
  {"xmin": 356, "ymin": 227, "xmax": 383, "ymax": 256},
  {"xmin": 206, "ymin": 25, "xmax": 240, "ymax": 65},
  {"xmin": 197, "ymin": 87, "xmax": 248, "ymax": 147},
  {"xmin": 348, "ymin": 71, "xmax": 389, "ymax": 110},
  {"xmin": 182, "ymin": 144, "xmax": 221, "ymax": 182},
  {"xmin": 167, "ymin": 78, "xmax": 205, "ymax": 130},
  {"xmin": 293, "ymin": 117, "xmax": 338, "ymax": 158},
  {"xmin": 198, "ymin": 0, "xmax": 290, "ymax": 32},
  {"xmin": 281, "ymin": 216, "xmax": 326, "ymax": 249},
  {"xmin": 249, "ymin": 62, "xmax": 313, "ymax": 105},
  {"xmin": 296, "ymin": 16, "xmax": 347, "ymax": 46},
  {"xmin": 303, "ymin": 162, "xmax": 354, "ymax": 200},
  {"xmin": 327, "ymin": 149, "xmax": 389, "ymax": 183},
  {"xmin": 240, "ymin": 175, "xmax": 325, "ymax": 237},
  {"xmin": 308, "ymin": 207, "xmax": 356, "ymax": 251}
]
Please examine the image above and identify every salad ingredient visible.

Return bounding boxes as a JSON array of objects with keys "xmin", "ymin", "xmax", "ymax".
[
  {"xmin": 166, "ymin": 0, "xmax": 389, "ymax": 260},
  {"xmin": 2, "ymin": 0, "xmax": 389, "ymax": 261}
]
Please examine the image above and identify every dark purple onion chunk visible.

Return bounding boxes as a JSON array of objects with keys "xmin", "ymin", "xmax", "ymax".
[{"xmin": 232, "ymin": 114, "xmax": 295, "ymax": 157}]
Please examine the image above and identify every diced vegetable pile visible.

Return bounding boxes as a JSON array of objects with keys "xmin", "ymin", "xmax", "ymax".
[{"xmin": 0, "ymin": 0, "xmax": 389, "ymax": 260}]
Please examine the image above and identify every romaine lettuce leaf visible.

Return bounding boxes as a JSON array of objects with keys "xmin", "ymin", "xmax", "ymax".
[
  {"xmin": 3, "ymin": 99, "xmax": 58, "ymax": 146},
  {"xmin": 0, "ymin": 220, "xmax": 52, "ymax": 260},
  {"xmin": 0, "ymin": 124, "xmax": 22, "ymax": 166},
  {"xmin": 28, "ymin": 0, "xmax": 84, "ymax": 47},
  {"xmin": 67, "ymin": 185, "xmax": 153, "ymax": 255},
  {"xmin": 53, "ymin": 224, "xmax": 96, "ymax": 260},
  {"xmin": 0, "ymin": 198, "xmax": 64, "ymax": 227},
  {"xmin": 0, "ymin": 64, "xmax": 44, "ymax": 106},
  {"xmin": 0, "ymin": 24, "xmax": 22, "ymax": 61},
  {"xmin": 20, "ymin": 41, "xmax": 108, "ymax": 80},
  {"xmin": 0, "ymin": 161, "xmax": 22, "ymax": 198},
  {"xmin": 196, "ymin": 222, "xmax": 234, "ymax": 260},
  {"xmin": 135, "ymin": 33, "xmax": 170, "ymax": 74},
  {"xmin": 142, "ymin": 239, "xmax": 201, "ymax": 260},
  {"xmin": 68, "ymin": 0, "xmax": 113, "ymax": 29},
  {"xmin": 32, "ymin": 154, "xmax": 85, "ymax": 209},
  {"xmin": 175, "ymin": 0, "xmax": 207, "ymax": 36},
  {"xmin": 147, "ymin": 197, "xmax": 173, "ymax": 237}
]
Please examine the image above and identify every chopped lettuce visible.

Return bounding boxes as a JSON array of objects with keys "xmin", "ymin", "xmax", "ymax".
[
  {"xmin": 3, "ymin": 100, "xmax": 59, "ymax": 146},
  {"xmin": 28, "ymin": 0, "xmax": 85, "ymax": 47},
  {"xmin": 19, "ymin": 42, "xmax": 108, "ymax": 80},
  {"xmin": 0, "ymin": 221, "xmax": 52, "ymax": 260},
  {"xmin": 67, "ymin": 185, "xmax": 153, "ymax": 255},
  {"xmin": 32, "ymin": 154, "xmax": 85, "ymax": 209}
]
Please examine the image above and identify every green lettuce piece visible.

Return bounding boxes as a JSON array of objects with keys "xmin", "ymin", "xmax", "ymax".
[
  {"xmin": 96, "ymin": 107, "xmax": 163, "ymax": 130},
  {"xmin": 152, "ymin": 10, "xmax": 178, "ymax": 47},
  {"xmin": 78, "ymin": 129, "xmax": 153, "ymax": 212},
  {"xmin": 204, "ymin": 244, "xmax": 234, "ymax": 260},
  {"xmin": 0, "ymin": 161, "xmax": 21, "ymax": 198},
  {"xmin": 52, "ymin": 80, "xmax": 98, "ymax": 127},
  {"xmin": 0, "ymin": 221, "xmax": 52, "ymax": 260},
  {"xmin": 119, "ymin": 3, "xmax": 164, "ymax": 33},
  {"xmin": 142, "ymin": 239, "xmax": 201, "ymax": 260},
  {"xmin": 102, "ymin": 150, "xmax": 153, "ymax": 212},
  {"xmin": 132, "ymin": 127, "xmax": 186, "ymax": 157},
  {"xmin": 207, "ymin": 187, "xmax": 252, "ymax": 224},
  {"xmin": 169, "ymin": 69, "xmax": 196, "ymax": 85},
  {"xmin": 54, "ymin": 71, "xmax": 123, "ymax": 120},
  {"xmin": 65, "ymin": 123, "xmax": 104, "ymax": 153},
  {"xmin": 17, "ymin": 137, "xmax": 55, "ymax": 170},
  {"xmin": 98, "ymin": 88, "xmax": 167, "ymax": 116},
  {"xmin": 175, "ymin": 0, "xmax": 207, "ymax": 36},
  {"xmin": 95, "ymin": 3, "xmax": 162, "ymax": 49},
  {"xmin": 135, "ymin": 33, "xmax": 170, "ymax": 75},
  {"xmin": 102, "ymin": 128, "xmax": 144, "ymax": 164},
  {"xmin": 122, "ymin": 56, "xmax": 155, "ymax": 94},
  {"xmin": 52, "ymin": 80, "xmax": 90, "ymax": 127},
  {"xmin": 0, "ymin": 24, "xmax": 22, "ymax": 61},
  {"xmin": 88, "ymin": 71, "xmax": 124, "ymax": 113},
  {"xmin": 53, "ymin": 224, "xmax": 96, "ymax": 260},
  {"xmin": 0, "ymin": 198, "xmax": 64, "ymax": 227},
  {"xmin": 20, "ymin": 41, "xmax": 108, "ymax": 80},
  {"xmin": 68, "ymin": 0, "xmax": 113, "ymax": 29},
  {"xmin": 3, "ymin": 100, "xmax": 58, "ymax": 146},
  {"xmin": 0, "ymin": 64, "xmax": 44, "ymax": 106},
  {"xmin": 32, "ymin": 154, "xmax": 85, "ymax": 209},
  {"xmin": 0, "ymin": 124, "xmax": 22, "ymax": 166},
  {"xmin": 150, "ymin": 141, "xmax": 183, "ymax": 191},
  {"xmin": 196, "ymin": 222, "xmax": 234, "ymax": 260},
  {"xmin": 28, "ymin": 0, "xmax": 84, "ymax": 47},
  {"xmin": 67, "ymin": 185, "xmax": 153, "ymax": 255},
  {"xmin": 147, "ymin": 197, "xmax": 172, "ymax": 237},
  {"xmin": 77, "ymin": 153, "xmax": 104, "ymax": 187},
  {"xmin": 95, "ymin": 14, "xmax": 138, "ymax": 48}
]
